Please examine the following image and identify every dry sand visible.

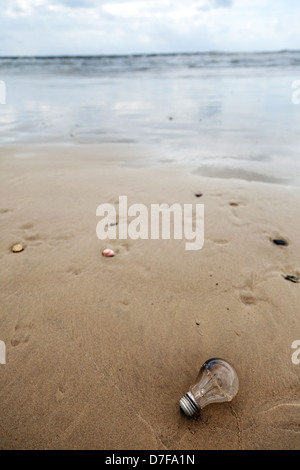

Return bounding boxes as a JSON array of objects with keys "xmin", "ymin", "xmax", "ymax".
[{"xmin": 0, "ymin": 144, "xmax": 299, "ymax": 450}]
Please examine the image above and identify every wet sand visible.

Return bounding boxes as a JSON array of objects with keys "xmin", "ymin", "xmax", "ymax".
[{"xmin": 0, "ymin": 144, "xmax": 300, "ymax": 450}]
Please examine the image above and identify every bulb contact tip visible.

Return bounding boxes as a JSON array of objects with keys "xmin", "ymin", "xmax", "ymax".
[{"xmin": 179, "ymin": 392, "xmax": 200, "ymax": 417}]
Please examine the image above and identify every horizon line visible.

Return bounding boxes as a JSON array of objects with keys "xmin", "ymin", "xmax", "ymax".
[{"xmin": 0, "ymin": 49, "xmax": 299, "ymax": 59}]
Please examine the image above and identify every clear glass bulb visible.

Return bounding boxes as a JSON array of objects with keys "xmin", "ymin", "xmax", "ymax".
[{"xmin": 179, "ymin": 358, "xmax": 239, "ymax": 417}]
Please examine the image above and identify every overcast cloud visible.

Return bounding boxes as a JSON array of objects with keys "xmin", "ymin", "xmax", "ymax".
[{"xmin": 0, "ymin": 0, "xmax": 299, "ymax": 55}]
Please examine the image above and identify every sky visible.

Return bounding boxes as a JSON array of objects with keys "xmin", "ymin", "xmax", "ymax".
[{"xmin": 0, "ymin": 0, "xmax": 299, "ymax": 56}]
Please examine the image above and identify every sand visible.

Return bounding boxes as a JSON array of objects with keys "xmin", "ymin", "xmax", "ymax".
[{"xmin": 0, "ymin": 144, "xmax": 299, "ymax": 450}]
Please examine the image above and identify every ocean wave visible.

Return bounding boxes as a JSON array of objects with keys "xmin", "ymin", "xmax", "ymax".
[{"xmin": 0, "ymin": 51, "xmax": 300, "ymax": 76}]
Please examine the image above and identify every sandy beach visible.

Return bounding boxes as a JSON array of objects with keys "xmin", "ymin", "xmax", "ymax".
[{"xmin": 0, "ymin": 144, "xmax": 299, "ymax": 450}]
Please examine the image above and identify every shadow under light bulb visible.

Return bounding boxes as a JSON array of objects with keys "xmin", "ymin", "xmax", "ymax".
[{"xmin": 179, "ymin": 358, "xmax": 239, "ymax": 417}]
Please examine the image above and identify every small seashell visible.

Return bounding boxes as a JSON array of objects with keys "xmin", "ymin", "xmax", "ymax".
[
  {"xmin": 102, "ymin": 248, "xmax": 115, "ymax": 257},
  {"xmin": 11, "ymin": 244, "xmax": 24, "ymax": 253}
]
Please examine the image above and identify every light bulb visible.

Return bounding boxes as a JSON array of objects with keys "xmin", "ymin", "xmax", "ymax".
[{"xmin": 179, "ymin": 358, "xmax": 239, "ymax": 417}]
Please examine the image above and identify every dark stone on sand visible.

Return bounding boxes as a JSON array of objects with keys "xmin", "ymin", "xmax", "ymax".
[
  {"xmin": 284, "ymin": 275, "xmax": 299, "ymax": 284},
  {"xmin": 273, "ymin": 239, "xmax": 288, "ymax": 246}
]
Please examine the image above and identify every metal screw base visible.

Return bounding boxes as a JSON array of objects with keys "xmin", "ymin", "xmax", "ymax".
[{"xmin": 179, "ymin": 392, "xmax": 200, "ymax": 417}]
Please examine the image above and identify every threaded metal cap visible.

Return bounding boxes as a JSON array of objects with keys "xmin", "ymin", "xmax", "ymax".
[{"xmin": 179, "ymin": 392, "xmax": 200, "ymax": 417}]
